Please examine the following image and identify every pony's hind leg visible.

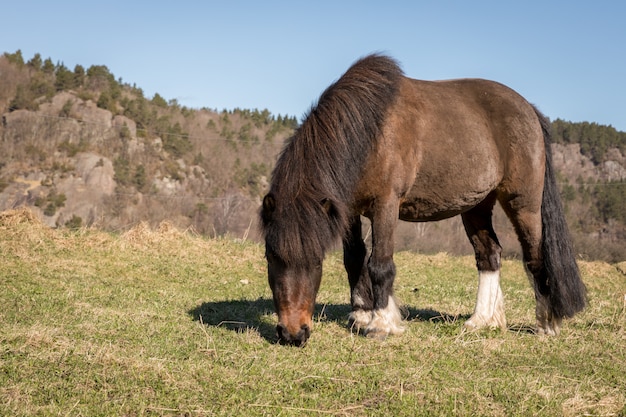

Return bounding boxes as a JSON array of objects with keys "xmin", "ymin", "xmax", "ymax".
[
  {"xmin": 461, "ymin": 196, "xmax": 507, "ymax": 331},
  {"xmin": 343, "ymin": 216, "xmax": 374, "ymax": 331},
  {"xmin": 499, "ymin": 196, "xmax": 562, "ymax": 335}
]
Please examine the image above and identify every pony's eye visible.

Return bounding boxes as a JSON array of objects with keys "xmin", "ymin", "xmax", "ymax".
[{"xmin": 266, "ymin": 249, "xmax": 281, "ymax": 265}]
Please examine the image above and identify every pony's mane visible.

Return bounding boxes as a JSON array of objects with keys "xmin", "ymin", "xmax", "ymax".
[{"xmin": 261, "ymin": 54, "xmax": 403, "ymax": 266}]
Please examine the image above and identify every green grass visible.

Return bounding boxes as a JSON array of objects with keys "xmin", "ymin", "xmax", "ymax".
[{"xmin": 1, "ymin": 209, "xmax": 625, "ymax": 416}]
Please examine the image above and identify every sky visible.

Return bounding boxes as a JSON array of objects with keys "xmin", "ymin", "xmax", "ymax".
[{"xmin": 2, "ymin": 1, "xmax": 625, "ymax": 131}]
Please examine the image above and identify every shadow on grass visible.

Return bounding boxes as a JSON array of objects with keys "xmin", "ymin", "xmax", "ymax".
[
  {"xmin": 188, "ymin": 299, "xmax": 355, "ymax": 343},
  {"xmin": 406, "ymin": 307, "xmax": 471, "ymax": 324},
  {"xmin": 409, "ymin": 309, "xmax": 538, "ymax": 334},
  {"xmin": 507, "ymin": 324, "xmax": 538, "ymax": 334},
  {"xmin": 188, "ymin": 298, "xmax": 277, "ymax": 342},
  {"xmin": 189, "ymin": 298, "xmax": 472, "ymax": 343}
]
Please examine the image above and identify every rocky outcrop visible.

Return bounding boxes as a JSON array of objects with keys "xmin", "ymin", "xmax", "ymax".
[
  {"xmin": 0, "ymin": 153, "xmax": 115, "ymax": 227},
  {"xmin": 1, "ymin": 92, "xmax": 120, "ymax": 227},
  {"xmin": 552, "ymin": 143, "xmax": 626, "ymax": 182}
]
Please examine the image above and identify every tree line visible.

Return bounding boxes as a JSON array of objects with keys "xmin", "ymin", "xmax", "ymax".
[
  {"xmin": 3, "ymin": 49, "xmax": 297, "ymax": 144},
  {"xmin": 551, "ymin": 118, "xmax": 626, "ymax": 164}
]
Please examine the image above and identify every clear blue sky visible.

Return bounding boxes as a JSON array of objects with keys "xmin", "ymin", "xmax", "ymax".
[{"xmin": 2, "ymin": 1, "xmax": 625, "ymax": 131}]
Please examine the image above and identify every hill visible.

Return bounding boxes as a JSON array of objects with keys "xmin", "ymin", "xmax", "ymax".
[
  {"xmin": 1, "ymin": 50, "xmax": 625, "ymax": 261},
  {"xmin": 0, "ymin": 50, "xmax": 296, "ymax": 238}
]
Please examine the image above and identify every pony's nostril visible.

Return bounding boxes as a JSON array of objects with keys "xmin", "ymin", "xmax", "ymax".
[
  {"xmin": 276, "ymin": 323, "xmax": 290, "ymax": 344},
  {"xmin": 293, "ymin": 324, "xmax": 311, "ymax": 347},
  {"xmin": 300, "ymin": 324, "xmax": 311, "ymax": 340}
]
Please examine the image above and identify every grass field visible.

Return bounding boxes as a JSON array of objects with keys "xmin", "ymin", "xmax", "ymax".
[{"xmin": 1, "ymin": 208, "xmax": 625, "ymax": 416}]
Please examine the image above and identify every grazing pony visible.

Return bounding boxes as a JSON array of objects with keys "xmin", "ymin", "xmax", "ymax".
[{"xmin": 260, "ymin": 54, "xmax": 586, "ymax": 346}]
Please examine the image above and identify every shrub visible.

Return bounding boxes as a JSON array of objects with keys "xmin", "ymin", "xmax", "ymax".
[
  {"xmin": 113, "ymin": 157, "xmax": 131, "ymax": 186},
  {"xmin": 64, "ymin": 215, "xmax": 83, "ymax": 230},
  {"xmin": 133, "ymin": 165, "xmax": 147, "ymax": 191},
  {"xmin": 59, "ymin": 99, "xmax": 74, "ymax": 118},
  {"xmin": 37, "ymin": 191, "xmax": 66, "ymax": 216}
]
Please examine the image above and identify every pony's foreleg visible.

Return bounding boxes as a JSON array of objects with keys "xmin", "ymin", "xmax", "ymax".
[
  {"xmin": 364, "ymin": 206, "xmax": 405, "ymax": 339},
  {"xmin": 343, "ymin": 216, "xmax": 374, "ymax": 331}
]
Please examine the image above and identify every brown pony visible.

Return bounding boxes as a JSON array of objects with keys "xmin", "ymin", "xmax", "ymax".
[{"xmin": 260, "ymin": 54, "xmax": 586, "ymax": 346}]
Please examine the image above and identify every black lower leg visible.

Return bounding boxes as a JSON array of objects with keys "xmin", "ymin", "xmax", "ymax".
[
  {"xmin": 368, "ymin": 256, "xmax": 396, "ymax": 310},
  {"xmin": 343, "ymin": 217, "xmax": 373, "ymax": 310},
  {"xmin": 461, "ymin": 198, "xmax": 501, "ymax": 273}
]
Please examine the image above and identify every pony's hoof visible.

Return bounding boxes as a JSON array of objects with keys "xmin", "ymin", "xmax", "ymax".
[
  {"xmin": 536, "ymin": 318, "xmax": 562, "ymax": 336},
  {"xmin": 462, "ymin": 320, "xmax": 479, "ymax": 331},
  {"xmin": 364, "ymin": 328, "xmax": 390, "ymax": 340},
  {"xmin": 348, "ymin": 310, "xmax": 372, "ymax": 332},
  {"xmin": 364, "ymin": 317, "xmax": 406, "ymax": 339},
  {"xmin": 464, "ymin": 315, "xmax": 507, "ymax": 331}
]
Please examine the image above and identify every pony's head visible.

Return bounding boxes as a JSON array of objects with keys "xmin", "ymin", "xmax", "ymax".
[{"xmin": 260, "ymin": 192, "xmax": 345, "ymax": 347}]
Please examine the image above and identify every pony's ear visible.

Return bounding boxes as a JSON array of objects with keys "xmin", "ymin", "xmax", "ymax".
[
  {"xmin": 261, "ymin": 194, "xmax": 276, "ymax": 222},
  {"xmin": 263, "ymin": 194, "xmax": 276, "ymax": 212},
  {"xmin": 320, "ymin": 198, "xmax": 339, "ymax": 219}
]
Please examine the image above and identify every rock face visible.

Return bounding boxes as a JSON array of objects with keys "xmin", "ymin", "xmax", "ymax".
[
  {"xmin": 53, "ymin": 153, "xmax": 115, "ymax": 227},
  {"xmin": 1, "ymin": 92, "xmax": 121, "ymax": 227},
  {"xmin": 1, "ymin": 153, "xmax": 115, "ymax": 228},
  {"xmin": 74, "ymin": 153, "xmax": 116, "ymax": 196},
  {"xmin": 552, "ymin": 143, "xmax": 626, "ymax": 182},
  {"xmin": 601, "ymin": 148, "xmax": 626, "ymax": 181},
  {"xmin": 113, "ymin": 115, "xmax": 137, "ymax": 137},
  {"xmin": 0, "ymin": 90, "xmax": 253, "ymax": 232}
]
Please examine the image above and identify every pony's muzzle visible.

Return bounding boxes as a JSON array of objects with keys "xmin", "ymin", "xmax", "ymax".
[{"xmin": 276, "ymin": 323, "xmax": 311, "ymax": 347}]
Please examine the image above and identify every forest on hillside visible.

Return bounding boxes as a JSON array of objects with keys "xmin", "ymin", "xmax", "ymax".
[{"xmin": 1, "ymin": 50, "xmax": 625, "ymax": 261}]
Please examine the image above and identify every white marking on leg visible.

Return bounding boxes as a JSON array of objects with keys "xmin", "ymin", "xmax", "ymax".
[
  {"xmin": 365, "ymin": 296, "xmax": 405, "ymax": 338},
  {"xmin": 348, "ymin": 293, "xmax": 372, "ymax": 332},
  {"xmin": 464, "ymin": 270, "xmax": 507, "ymax": 330}
]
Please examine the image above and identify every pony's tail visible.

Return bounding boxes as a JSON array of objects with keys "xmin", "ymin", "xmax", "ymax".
[{"xmin": 535, "ymin": 108, "xmax": 587, "ymax": 318}]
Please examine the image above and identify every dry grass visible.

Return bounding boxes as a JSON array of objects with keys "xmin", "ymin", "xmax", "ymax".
[{"xmin": 1, "ymin": 208, "xmax": 625, "ymax": 416}]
